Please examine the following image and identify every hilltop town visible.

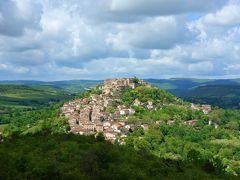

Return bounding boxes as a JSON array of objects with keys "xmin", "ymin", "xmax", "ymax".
[
  {"xmin": 61, "ymin": 78, "xmax": 146, "ymax": 142},
  {"xmin": 61, "ymin": 78, "xmax": 212, "ymax": 143}
]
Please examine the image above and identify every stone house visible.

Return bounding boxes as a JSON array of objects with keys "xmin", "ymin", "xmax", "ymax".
[
  {"xmin": 82, "ymin": 123, "xmax": 95, "ymax": 131},
  {"xmin": 147, "ymin": 101, "xmax": 154, "ymax": 110},
  {"xmin": 120, "ymin": 109, "xmax": 129, "ymax": 115},
  {"xmin": 184, "ymin": 120, "xmax": 198, "ymax": 126},
  {"xmin": 65, "ymin": 112, "xmax": 73, "ymax": 118},
  {"xmin": 95, "ymin": 124, "xmax": 104, "ymax": 132},
  {"xmin": 79, "ymin": 107, "xmax": 91, "ymax": 122},
  {"xmin": 124, "ymin": 125, "xmax": 131, "ymax": 130},
  {"xmin": 133, "ymin": 99, "xmax": 141, "ymax": 106},
  {"xmin": 103, "ymin": 121, "xmax": 111, "ymax": 126},
  {"xmin": 202, "ymin": 105, "xmax": 212, "ymax": 114},
  {"xmin": 104, "ymin": 131, "xmax": 118, "ymax": 141},
  {"xmin": 112, "ymin": 123, "xmax": 122, "ymax": 131},
  {"xmin": 120, "ymin": 108, "xmax": 135, "ymax": 116},
  {"xmin": 167, "ymin": 120, "xmax": 175, "ymax": 125},
  {"xmin": 129, "ymin": 109, "xmax": 135, "ymax": 115},
  {"xmin": 191, "ymin": 104, "xmax": 212, "ymax": 114},
  {"xmin": 141, "ymin": 124, "xmax": 149, "ymax": 131}
]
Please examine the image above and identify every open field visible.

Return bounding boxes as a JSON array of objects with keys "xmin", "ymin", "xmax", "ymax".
[{"xmin": 0, "ymin": 84, "xmax": 75, "ymax": 114}]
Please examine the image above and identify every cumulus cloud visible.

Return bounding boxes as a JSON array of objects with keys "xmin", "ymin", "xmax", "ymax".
[
  {"xmin": 0, "ymin": 0, "xmax": 42, "ymax": 37},
  {"xmin": 0, "ymin": 0, "xmax": 239, "ymax": 80},
  {"xmin": 201, "ymin": 2, "xmax": 240, "ymax": 26},
  {"xmin": 110, "ymin": 0, "xmax": 227, "ymax": 16},
  {"xmin": 224, "ymin": 64, "xmax": 240, "ymax": 75},
  {"xmin": 188, "ymin": 61, "xmax": 213, "ymax": 73},
  {"xmin": 106, "ymin": 16, "xmax": 193, "ymax": 50}
]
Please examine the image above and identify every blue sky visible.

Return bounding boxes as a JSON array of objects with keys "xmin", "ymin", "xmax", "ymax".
[{"xmin": 0, "ymin": 0, "xmax": 240, "ymax": 80}]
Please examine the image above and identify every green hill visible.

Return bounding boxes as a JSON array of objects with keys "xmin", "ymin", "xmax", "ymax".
[
  {"xmin": 1, "ymin": 79, "xmax": 240, "ymax": 178},
  {"xmin": 145, "ymin": 79, "xmax": 240, "ymax": 109},
  {"xmin": 0, "ymin": 84, "xmax": 74, "ymax": 115},
  {"xmin": 0, "ymin": 80, "xmax": 102, "ymax": 93},
  {"xmin": 180, "ymin": 85, "xmax": 240, "ymax": 109}
]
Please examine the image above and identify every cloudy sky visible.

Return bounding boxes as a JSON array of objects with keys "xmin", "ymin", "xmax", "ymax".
[{"xmin": 0, "ymin": 0, "xmax": 240, "ymax": 80}]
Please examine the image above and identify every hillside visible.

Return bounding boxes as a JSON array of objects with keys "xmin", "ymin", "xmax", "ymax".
[
  {"xmin": 1, "ymin": 134, "xmax": 233, "ymax": 180},
  {"xmin": 0, "ymin": 84, "xmax": 74, "ymax": 116},
  {"xmin": 0, "ymin": 80, "xmax": 102, "ymax": 94},
  {"xmin": 59, "ymin": 78, "xmax": 240, "ymax": 176},
  {"xmin": 1, "ymin": 78, "xmax": 240, "ymax": 177},
  {"xmin": 179, "ymin": 85, "xmax": 240, "ymax": 109},
  {"xmin": 145, "ymin": 79, "xmax": 240, "ymax": 109}
]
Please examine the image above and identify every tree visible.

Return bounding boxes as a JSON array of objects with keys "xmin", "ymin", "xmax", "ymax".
[
  {"xmin": 187, "ymin": 149, "xmax": 201, "ymax": 162},
  {"xmin": 225, "ymin": 121, "xmax": 239, "ymax": 130},
  {"xmin": 133, "ymin": 76, "xmax": 140, "ymax": 83},
  {"xmin": 133, "ymin": 138, "xmax": 151, "ymax": 152}
]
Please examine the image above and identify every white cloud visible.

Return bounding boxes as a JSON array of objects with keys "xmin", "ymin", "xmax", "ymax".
[
  {"xmin": 0, "ymin": 63, "xmax": 7, "ymax": 70},
  {"xmin": 202, "ymin": 2, "xmax": 240, "ymax": 26},
  {"xmin": 0, "ymin": 0, "xmax": 42, "ymax": 36},
  {"xmin": 188, "ymin": 61, "xmax": 213, "ymax": 73},
  {"xmin": 224, "ymin": 64, "xmax": 240, "ymax": 75},
  {"xmin": 106, "ymin": 16, "xmax": 191, "ymax": 50}
]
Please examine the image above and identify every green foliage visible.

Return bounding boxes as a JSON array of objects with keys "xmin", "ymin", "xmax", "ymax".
[
  {"xmin": 126, "ymin": 122, "xmax": 240, "ymax": 176},
  {"xmin": 106, "ymin": 106, "xmax": 116, "ymax": 114},
  {"xmin": 182, "ymin": 85, "xmax": 240, "ymax": 109},
  {"xmin": 0, "ymin": 134, "xmax": 234, "ymax": 179},
  {"xmin": 91, "ymin": 85, "xmax": 102, "ymax": 95},
  {"xmin": 1, "ymin": 103, "xmax": 69, "ymax": 137},
  {"xmin": 146, "ymin": 79, "xmax": 240, "ymax": 109},
  {"xmin": 121, "ymin": 86, "xmax": 176, "ymax": 106},
  {"xmin": 0, "ymin": 84, "xmax": 74, "ymax": 116},
  {"xmin": 133, "ymin": 76, "xmax": 140, "ymax": 83}
]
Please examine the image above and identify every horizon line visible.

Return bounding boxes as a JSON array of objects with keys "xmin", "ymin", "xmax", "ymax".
[{"xmin": 0, "ymin": 77, "xmax": 240, "ymax": 82}]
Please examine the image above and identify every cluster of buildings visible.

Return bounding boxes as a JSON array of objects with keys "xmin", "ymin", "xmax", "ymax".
[
  {"xmin": 102, "ymin": 78, "xmax": 146, "ymax": 96},
  {"xmin": 61, "ymin": 78, "xmax": 215, "ymax": 142},
  {"xmin": 191, "ymin": 104, "xmax": 212, "ymax": 114},
  {"xmin": 61, "ymin": 78, "xmax": 147, "ymax": 142}
]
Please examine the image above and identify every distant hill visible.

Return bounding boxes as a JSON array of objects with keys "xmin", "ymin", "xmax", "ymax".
[
  {"xmin": 1, "ymin": 78, "xmax": 240, "ymax": 109},
  {"xmin": 144, "ymin": 78, "xmax": 240, "ymax": 91},
  {"xmin": 144, "ymin": 79, "xmax": 240, "ymax": 109},
  {"xmin": 179, "ymin": 85, "xmax": 240, "ymax": 109},
  {"xmin": 0, "ymin": 80, "xmax": 102, "ymax": 94},
  {"xmin": 0, "ymin": 84, "xmax": 74, "ymax": 114}
]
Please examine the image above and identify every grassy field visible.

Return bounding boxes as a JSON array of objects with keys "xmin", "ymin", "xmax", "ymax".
[{"xmin": 0, "ymin": 84, "xmax": 75, "ymax": 114}]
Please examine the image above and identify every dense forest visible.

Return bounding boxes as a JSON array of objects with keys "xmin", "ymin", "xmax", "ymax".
[
  {"xmin": 181, "ymin": 85, "xmax": 240, "ymax": 109},
  {"xmin": 1, "ymin": 133, "xmax": 236, "ymax": 180}
]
